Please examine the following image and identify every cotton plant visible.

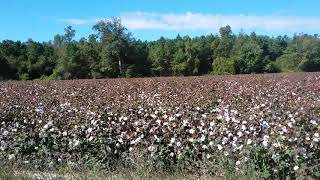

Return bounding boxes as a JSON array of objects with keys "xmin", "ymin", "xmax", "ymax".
[{"xmin": 0, "ymin": 73, "xmax": 319, "ymax": 178}]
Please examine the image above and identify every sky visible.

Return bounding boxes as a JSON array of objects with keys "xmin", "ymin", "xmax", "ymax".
[{"xmin": 1, "ymin": 0, "xmax": 320, "ymax": 42}]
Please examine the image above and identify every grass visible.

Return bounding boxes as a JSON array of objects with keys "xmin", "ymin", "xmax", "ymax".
[{"xmin": 0, "ymin": 155, "xmax": 310, "ymax": 180}]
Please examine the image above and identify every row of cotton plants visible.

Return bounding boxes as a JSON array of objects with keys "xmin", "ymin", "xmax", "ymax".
[{"xmin": 0, "ymin": 73, "xmax": 319, "ymax": 178}]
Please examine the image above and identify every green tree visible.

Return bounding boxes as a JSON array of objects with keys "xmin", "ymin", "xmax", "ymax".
[
  {"xmin": 64, "ymin": 26, "xmax": 76, "ymax": 43},
  {"xmin": 212, "ymin": 57, "xmax": 235, "ymax": 74},
  {"xmin": 148, "ymin": 37, "xmax": 174, "ymax": 76},
  {"xmin": 92, "ymin": 18, "xmax": 131, "ymax": 78},
  {"xmin": 275, "ymin": 34, "xmax": 320, "ymax": 72},
  {"xmin": 233, "ymin": 42, "xmax": 264, "ymax": 74},
  {"xmin": 212, "ymin": 25, "xmax": 235, "ymax": 74},
  {"xmin": 51, "ymin": 26, "xmax": 84, "ymax": 79}
]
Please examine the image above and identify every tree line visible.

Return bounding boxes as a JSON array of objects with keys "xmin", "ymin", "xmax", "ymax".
[{"xmin": 1, "ymin": 18, "xmax": 320, "ymax": 80}]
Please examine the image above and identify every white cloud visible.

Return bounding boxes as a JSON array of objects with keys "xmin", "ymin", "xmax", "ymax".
[
  {"xmin": 58, "ymin": 18, "xmax": 103, "ymax": 25},
  {"xmin": 120, "ymin": 12, "xmax": 320, "ymax": 32},
  {"xmin": 58, "ymin": 18, "xmax": 91, "ymax": 25},
  {"xmin": 58, "ymin": 12, "xmax": 320, "ymax": 32}
]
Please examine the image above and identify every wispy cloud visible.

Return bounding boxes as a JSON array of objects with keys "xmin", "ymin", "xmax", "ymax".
[
  {"xmin": 58, "ymin": 18, "xmax": 99, "ymax": 25},
  {"xmin": 121, "ymin": 12, "xmax": 320, "ymax": 32},
  {"xmin": 58, "ymin": 12, "xmax": 320, "ymax": 32}
]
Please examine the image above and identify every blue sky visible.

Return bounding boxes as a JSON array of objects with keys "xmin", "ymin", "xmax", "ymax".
[{"xmin": 1, "ymin": 0, "xmax": 320, "ymax": 42}]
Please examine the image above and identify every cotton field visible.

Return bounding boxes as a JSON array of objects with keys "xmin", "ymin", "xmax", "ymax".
[{"xmin": 0, "ymin": 73, "xmax": 320, "ymax": 178}]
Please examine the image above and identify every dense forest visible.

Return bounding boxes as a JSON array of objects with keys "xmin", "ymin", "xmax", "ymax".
[{"xmin": 1, "ymin": 18, "xmax": 320, "ymax": 80}]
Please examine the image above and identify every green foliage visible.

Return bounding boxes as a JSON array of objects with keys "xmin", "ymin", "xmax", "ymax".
[
  {"xmin": 264, "ymin": 62, "xmax": 281, "ymax": 73},
  {"xmin": 148, "ymin": 37, "xmax": 174, "ymax": 76},
  {"xmin": 233, "ymin": 43, "xmax": 264, "ymax": 74},
  {"xmin": 1, "ymin": 21, "xmax": 320, "ymax": 80},
  {"xmin": 276, "ymin": 34, "xmax": 320, "ymax": 72},
  {"xmin": 275, "ymin": 53, "xmax": 300, "ymax": 72},
  {"xmin": 212, "ymin": 57, "xmax": 235, "ymax": 74}
]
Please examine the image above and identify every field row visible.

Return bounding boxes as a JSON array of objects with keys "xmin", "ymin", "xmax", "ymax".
[{"xmin": 1, "ymin": 73, "xmax": 320, "ymax": 178}]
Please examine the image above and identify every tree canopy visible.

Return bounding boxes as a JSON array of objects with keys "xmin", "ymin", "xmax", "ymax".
[{"xmin": 1, "ymin": 18, "xmax": 320, "ymax": 80}]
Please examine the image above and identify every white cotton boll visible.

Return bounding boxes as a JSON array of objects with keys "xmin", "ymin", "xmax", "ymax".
[
  {"xmin": 261, "ymin": 121, "xmax": 270, "ymax": 129},
  {"xmin": 177, "ymin": 141, "xmax": 181, "ymax": 147},
  {"xmin": 273, "ymin": 142, "xmax": 281, "ymax": 148},
  {"xmin": 206, "ymin": 154, "xmax": 211, "ymax": 159},
  {"xmin": 236, "ymin": 161, "xmax": 241, "ymax": 166},
  {"xmin": 225, "ymin": 116, "xmax": 230, "ymax": 122},
  {"xmin": 217, "ymin": 144, "xmax": 223, "ymax": 151},
  {"xmin": 210, "ymin": 121, "xmax": 214, "ymax": 127},
  {"xmin": 310, "ymin": 120, "xmax": 317, "ymax": 125},
  {"xmin": 74, "ymin": 140, "xmax": 80, "ymax": 147},
  {"xmin": 170, "ymin": 137, "xmax": 175, "ymax": 144},
  {"xmin": 247, "ymin": 139, "xmax": 252, "ymax": 145},
  {"xmin": 262, "ymin": 140, "xmax": 268, "ymax": 148},
  {"xmin": 233, "ymin": 136, "xmax": 238, "ymax": 141},
  {"xmin": 8, "ymin": 154, "xmax": 15, "ymax": 160},
  {"xmin": 200, "ymin": 135, "xmax": 206, "ymax": 142},
  {"xmin": 293, "ymin": 166, "xmax": 299, "ymax": 171},
  {"xmin": 0, "ymin": 145, "xmax": 6, "ymax": 151},
  {"xmin": 175, "ymin": 113, "xmax": 182, "ymax": 118},
  {"xmin": 222, "ymin": 137, "xmax": 228, "ymax": 145},
  {"xmin": 209, "ymin": 141, "xmax": 214, "ymax": 146},
  {"xmin": 148, "ymin": 146, "xmax": 155, "ymax": 152},
  {"xmin": 282, "ymin": 127, "xmax": 288, "ymax": 133},
  {"xmin": 241, "ymin": 125, "xmax": 246, "ymax": 131},
  {"xmin": 3, "ymin": 131, "xmax": 9, "ymax": 136},
  {"xmin": 314, "ymin": 133, "xmax": 319, "ymax": 142},
  {"xmin": 86, "ymin": 127, "xmax": 93, "ymax": 134},
  {"xmin": 189, "ymin": 129, "xmax": 195, "ymax": 134}
]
